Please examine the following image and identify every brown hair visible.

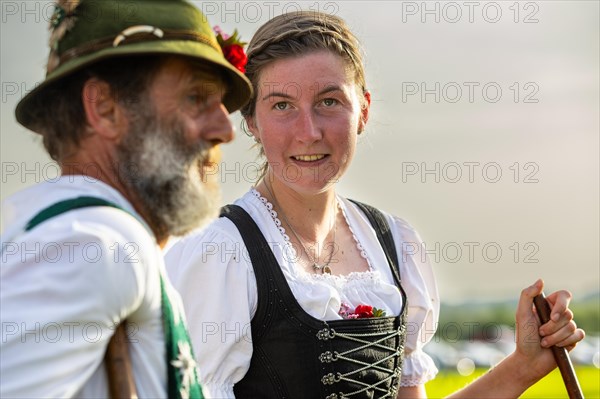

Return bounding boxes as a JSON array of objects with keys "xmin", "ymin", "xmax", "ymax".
[{"xmin": 240, "ymin": 10, "xmax": 367, "ymax": 119}]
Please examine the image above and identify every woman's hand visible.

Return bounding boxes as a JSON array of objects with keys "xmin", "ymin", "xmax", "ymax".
[
  {"xmin": 447, "ymin": 279, "xmax": 586, "ymax": 398},
  {"xmin": 513, "ymin": 279, "xmax": 586, "ymax": 382}
]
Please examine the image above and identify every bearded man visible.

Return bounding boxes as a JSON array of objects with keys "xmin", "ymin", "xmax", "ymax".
[{"xmin": 0, "ymin": 1, "xmax": 251, "ymax": 398}]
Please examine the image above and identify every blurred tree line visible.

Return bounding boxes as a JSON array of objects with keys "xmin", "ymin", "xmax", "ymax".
[{"xmin": 435, "ymin": 292, "xmax": 599, "ymax": 341}]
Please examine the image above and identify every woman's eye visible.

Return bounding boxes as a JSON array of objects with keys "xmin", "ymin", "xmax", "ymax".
[{"xmin": 274, "ymin": 102, "xmax": 288, "ymax": 110}]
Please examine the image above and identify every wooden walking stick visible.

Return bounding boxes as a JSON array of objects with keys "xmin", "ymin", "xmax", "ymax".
[
  {"xmin": 105, "ymin": 322, "xmax": 138, "ymax": 399},
  {"xmin": 533, "ymin": 293, "xmax": 584, "ymax": 399}
]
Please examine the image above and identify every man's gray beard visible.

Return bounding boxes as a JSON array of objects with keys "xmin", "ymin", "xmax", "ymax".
[{"xmin": 116, "ymin": 109, "xmax": 221, "ymax": 237}]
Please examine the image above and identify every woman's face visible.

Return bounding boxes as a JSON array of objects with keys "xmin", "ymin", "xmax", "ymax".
[{"xmin": 248, "ymin": 50, "xmax": 370, "ymax": 195}]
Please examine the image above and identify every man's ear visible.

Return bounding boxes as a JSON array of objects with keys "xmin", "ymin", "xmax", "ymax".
[
  {"xmin": 81, "ymin": 78, "xmax": 127, "ymax": 140},
  {"xmin": 358, "ymin": 90, "xmax": 371, "ymax": 134}
]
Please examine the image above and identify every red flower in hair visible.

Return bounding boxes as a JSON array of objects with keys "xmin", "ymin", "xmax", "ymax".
[{"xmin": 214, "ymin": 26, "xmax": 248, "ymax": 73}]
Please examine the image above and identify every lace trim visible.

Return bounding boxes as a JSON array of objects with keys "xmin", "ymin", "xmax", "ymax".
[
  {"xmin": 399, "ymin": 350, "xmax": 439, "ymax": 387},
  {"xmin": 337, "ymin": 198, "xmax": 374, "ymax": 271},
  {"xmin": 251, "ymin": 188, "xmax": 294, "ymax": 248},
  {"xmin": 250, "ymin": 188, "xmax": 373, "ymax": 277},
  {"xmin": 399, "ymin": 372, "xmax": 437, "ymax": 387}
]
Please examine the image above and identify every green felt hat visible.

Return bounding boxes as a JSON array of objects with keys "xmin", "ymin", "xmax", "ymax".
[{"xmin": 16, "ymin": 0, "xmax": 252, "ymax": 132}]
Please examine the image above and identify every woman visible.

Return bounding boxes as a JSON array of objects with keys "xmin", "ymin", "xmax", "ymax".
[{"xmin": 166, "ymin": 11, "xmax": 584, "ymax": 398}]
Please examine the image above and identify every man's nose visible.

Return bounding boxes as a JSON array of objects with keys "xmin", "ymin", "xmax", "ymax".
[{"xmin": 202, "ymin": 103, "xmax": 234, "ymax": 145}]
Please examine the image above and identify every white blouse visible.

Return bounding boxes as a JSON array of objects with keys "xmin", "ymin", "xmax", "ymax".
[
  {"xmin": 1, "ymin": 176, "xmax": 170, "ymax": 398},
  {"xmin": 166, "ymin": 189, "xmax": 439, "ymax": 398}
]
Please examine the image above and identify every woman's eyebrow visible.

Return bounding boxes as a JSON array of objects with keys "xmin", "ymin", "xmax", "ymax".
[
  {"xmin": 314, "ymin": 84, "xmax": 343, "ymax": 96},
  {"xmin": 261, "ymin": 91, "xmax": 294, "ymax": 101},
  {"xmin": 261, "ymin": 85, "xmax": 344, "ymax": 101}
]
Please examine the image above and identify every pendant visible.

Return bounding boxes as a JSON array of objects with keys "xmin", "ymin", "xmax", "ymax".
[{"xmin": 312, "ymin": 263, "xmax": 332, "ymax": 274}]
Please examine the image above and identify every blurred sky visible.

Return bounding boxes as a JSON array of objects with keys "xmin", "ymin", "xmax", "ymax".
[{"xmin": 1, "ymin": 1, "xmax": 598, "ymax": 303}]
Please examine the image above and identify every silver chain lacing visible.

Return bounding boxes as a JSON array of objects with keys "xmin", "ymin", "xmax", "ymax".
[{"xmin": 317, "ymin": 325, "xmax": 405, "ymax": 398}]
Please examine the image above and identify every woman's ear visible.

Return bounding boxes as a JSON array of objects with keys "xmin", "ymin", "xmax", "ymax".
[
  {"xmin": 245, "ymin": 116, "xmax": 261, "ymax": 143},
  {"xmin": 358, "ymin": 90, "xmax": 371, "ymax": 134},
  {"xmin": 81, "ymin": 78, "xmax": 127, "ymax": 140}
]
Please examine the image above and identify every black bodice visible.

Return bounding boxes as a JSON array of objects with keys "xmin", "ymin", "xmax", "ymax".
[{"xmin": 221, "ymin": 201, "xmax": 408, "ymax": 399}]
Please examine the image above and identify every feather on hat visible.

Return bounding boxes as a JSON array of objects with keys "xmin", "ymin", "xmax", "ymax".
[{"xmin": 47, "ymin": 0, "xmax": 81, "ymax": 73}]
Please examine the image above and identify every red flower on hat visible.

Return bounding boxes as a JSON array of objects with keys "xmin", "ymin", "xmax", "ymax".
[
  {"xmin": 222, "ymin": 44, "xmax": 247, "ymax": 73},
  {"xmin": 214, "ymin": 26, "xmax": 248, "ymax": 73}
]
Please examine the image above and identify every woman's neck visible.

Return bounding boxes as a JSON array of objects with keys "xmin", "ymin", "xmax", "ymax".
[{"xmin": 256, "ymin": 175, "xmax": 337, "ymax": 243}]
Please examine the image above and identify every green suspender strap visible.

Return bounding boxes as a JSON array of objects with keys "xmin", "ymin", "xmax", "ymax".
[
  {"xmin": 25, "ymin": 196, "xmax": 123, "ymax": 232},
  {"xmin": 25, "ymin": 196, "xmax": 204, "ymax": 399}
]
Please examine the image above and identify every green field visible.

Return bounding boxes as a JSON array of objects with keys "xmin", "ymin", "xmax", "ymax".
[{"xmin": 425, "ymin": 366, "xmax": 600, "ymax": 398}]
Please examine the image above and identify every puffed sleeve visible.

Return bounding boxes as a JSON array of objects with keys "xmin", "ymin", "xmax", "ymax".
[
  {"xmin": 387, "ymin": 215, "xmax": 440, "ymax": 387},
  {"xmin": 165, "ymin": 217, "xmax": 256, "ymax": 398}
]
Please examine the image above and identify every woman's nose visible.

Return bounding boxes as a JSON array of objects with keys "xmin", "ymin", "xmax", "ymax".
[{"xmin": 295, "ymin": 110, "xmax": 322, "ymax": 144}]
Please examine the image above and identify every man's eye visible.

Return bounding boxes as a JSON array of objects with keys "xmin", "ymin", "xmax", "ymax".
[
  {"xmin": 322, "ymin": 98, "xmax": 338, "ymax": 107},
  {"xmin": 187, "ymin": 93, "xmax": 214, "ymax": 112},
  {"xmin": 188, "ymin": 94, "xmax": 202, "ymax": 103}
]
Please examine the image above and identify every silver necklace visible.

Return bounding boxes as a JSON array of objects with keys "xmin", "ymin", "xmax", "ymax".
[{"xmin": 263, "ymin": 180, "xmax": 337, "ymax": 274}]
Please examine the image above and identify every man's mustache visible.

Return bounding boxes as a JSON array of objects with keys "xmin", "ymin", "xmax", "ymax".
[{"xmin": 196, "ymin": 144, "xmax": 221, "ymax": 182}]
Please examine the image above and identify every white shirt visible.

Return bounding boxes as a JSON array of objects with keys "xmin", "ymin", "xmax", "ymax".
[
  {"xmin": 166, "ymin": 189, "xmax": 440, "ymax": 398},
  {"xmin": 0, "ymin": 176, "xmax": 184, "ymax": 398}
]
